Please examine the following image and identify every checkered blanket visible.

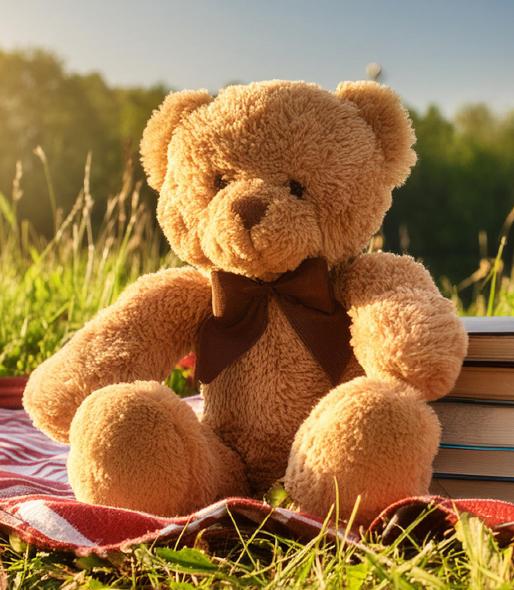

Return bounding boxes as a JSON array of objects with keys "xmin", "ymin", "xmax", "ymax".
[{"xmin": 2, "ymin": 397, "xmax": 514, "ymax": 556}]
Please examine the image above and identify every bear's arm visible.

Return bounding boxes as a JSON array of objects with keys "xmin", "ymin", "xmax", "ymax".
[
  {"xmin": 23, "ymin": 267, "xmax": 212, "ymax": 442},
  {"xmin": 333, "ymin": 252, "xmax": 468, "ymax": 400}
]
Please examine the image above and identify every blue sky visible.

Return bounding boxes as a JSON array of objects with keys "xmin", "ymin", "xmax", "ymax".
[{"xmin": 2, "ymin": 0, "xmax": 514, "ymax": 115}]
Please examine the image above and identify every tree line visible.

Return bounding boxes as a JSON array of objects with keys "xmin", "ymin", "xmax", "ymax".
[{"xmin": 1, "ymin": 48, "xmax": 512, "ymax": 285}]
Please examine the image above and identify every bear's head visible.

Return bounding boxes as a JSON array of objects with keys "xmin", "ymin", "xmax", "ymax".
[{"xmin": 141, "ymin": 80, "xmax": 415, "ymax": 280}]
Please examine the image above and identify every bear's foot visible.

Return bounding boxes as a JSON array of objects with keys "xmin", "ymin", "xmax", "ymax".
[
  {"xmin": 284, "ymin": 377, "xmax": 441, "ymax": 525},
  {"xmin": 67, "ymin": 381, "xmax": 248, "ymax": 516}
]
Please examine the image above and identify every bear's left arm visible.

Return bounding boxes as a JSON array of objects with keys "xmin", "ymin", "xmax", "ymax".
[
  {"xmin": 23, "ymin": 267, "xmax": 212, "ymax": 442},
  {"xmin": 334, "ymin": 252, "xmax": 468, "ymax": 400}
]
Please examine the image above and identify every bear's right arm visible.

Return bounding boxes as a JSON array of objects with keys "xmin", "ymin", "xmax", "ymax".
[{"xmin": 23, "ymin": 267, "xmax": 212, "ymax": 443}]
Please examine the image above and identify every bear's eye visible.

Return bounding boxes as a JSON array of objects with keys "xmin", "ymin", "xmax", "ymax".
[
  {"xmin": 289, "ymin": 179, "xmax": 304, "ymax": 199},
  {"xmin": 214, "ymin": 174, "xmax": 229, "ymax": 191}
]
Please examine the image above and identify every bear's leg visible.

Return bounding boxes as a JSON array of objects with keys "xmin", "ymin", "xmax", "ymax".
[
  {"xmin": 284, "ymin": 376, "xmax": 440, "ymax": 524},
  {"xmin": 67, "ymin": 381, "xmax": 248, "ymax": 516}
]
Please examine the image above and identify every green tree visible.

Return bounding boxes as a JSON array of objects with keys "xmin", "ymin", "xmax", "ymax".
[
  {"xmin": 385, "ymin": 104, "xmax": 514, "ymax": 285},
  {"xmin": 0, "ymin": 48, "xmax": 167, "ymax": 234}
]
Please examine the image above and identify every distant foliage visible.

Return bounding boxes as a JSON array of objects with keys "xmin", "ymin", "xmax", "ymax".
[
  {"xmin": 385, "ymin": 104, "xmax": 514, "ymax": 283},
  {"xmin": 0, "ymin": 48, "xmax": 168, "ymax": 234},
  {"xmin": 1, "ymin": 48, "xmax": 513, "ymax": 284}
]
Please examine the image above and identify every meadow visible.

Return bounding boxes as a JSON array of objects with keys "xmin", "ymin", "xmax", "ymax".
[
  {"xmin": 1, "ymin": 153, "xmax": 514, "ymax": 588},
  {"xmin": 3, "ymin": 509, "xmax": 514, "ymax": 589}
]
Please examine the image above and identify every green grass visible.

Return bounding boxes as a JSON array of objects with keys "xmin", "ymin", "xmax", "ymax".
[
  {"xmin": 1, "ymin": 507, "xmax": 514, "ymax": 589},
  {"xmin": 0, "ymin": 154, "xmax": 184, "ymax": 379},
  {"xmin": 1, "ymin": 154, "xmax": 514, "ymax": 588}
]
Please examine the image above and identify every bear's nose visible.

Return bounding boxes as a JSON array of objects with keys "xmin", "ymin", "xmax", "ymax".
[{"xmin": 232, "ymin": 196, "xmax": 268, "ymax": 230}]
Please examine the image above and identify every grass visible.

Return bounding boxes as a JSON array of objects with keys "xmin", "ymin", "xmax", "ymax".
[
  {"xmin": 0, "ymin": 154, "xmax": 160, "ymax": 376},
  {"xmin": 0, "ymin": 153, "xmax": 190, "ymax": 386},
  {"xmin": 1, "ymin": 153, "xmax": 514, "ymax": 588},
  {"xmin": 1, "ymin": 507, "xmax": 514, "ymax": 589}
]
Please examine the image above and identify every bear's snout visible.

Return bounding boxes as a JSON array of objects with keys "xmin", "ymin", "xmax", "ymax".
[{"xmin": 232, "ymin": 196, "xmax": 268, "ymax": 230}]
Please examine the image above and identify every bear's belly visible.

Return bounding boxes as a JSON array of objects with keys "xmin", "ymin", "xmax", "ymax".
[{"xmin": 201, "ymin": 299, "xmax": 363, "ymax": 493}]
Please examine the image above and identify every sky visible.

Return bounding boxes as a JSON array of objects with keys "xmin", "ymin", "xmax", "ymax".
[{"xmin": 2, "ymin": 0, "xmax": 514, "ymax": 116}]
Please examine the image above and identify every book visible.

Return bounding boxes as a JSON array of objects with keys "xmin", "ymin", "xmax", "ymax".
[
  {"xmin": 430, "ymin": 477, "xmax": 514, "ymax": 503},
  {"xmin": 460, "ymin": 316, "xmax": 514, "ymax": 362},
  {"xmin": 450, "ymin": 362, "xmax": 514, "ymax": 400},
  {"xmin": 443, "ymin": 317, "xmax": 514, "ymax": 402},
  {"xmin": 431, "ymin": 317, "xmax": 514, "ymax": 499},
  {"xmin": 433, "ymin": 399, "xmax": 514, "ymax": 447},
  {"xmin": 433, "ymin": 446, "xmax": 514, "ymax": 478}
]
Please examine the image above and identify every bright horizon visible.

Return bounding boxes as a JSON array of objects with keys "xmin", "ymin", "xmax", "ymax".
[{"xmin": 2, "ymin": 0, "xmax": 514, "ymax": 116}]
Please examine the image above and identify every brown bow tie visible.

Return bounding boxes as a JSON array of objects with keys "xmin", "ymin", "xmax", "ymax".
[{"xmin": 195, "ymin": 257, "xmax": 352, "ymax": 385}]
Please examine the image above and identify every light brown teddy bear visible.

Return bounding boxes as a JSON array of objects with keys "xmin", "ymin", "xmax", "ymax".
[{"xmin": 23, "ymin": 80, "xmax": 468, "ymax": 524}]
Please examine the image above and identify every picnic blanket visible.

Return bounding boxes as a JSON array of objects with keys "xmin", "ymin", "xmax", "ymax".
[{"xmin": 2, "ymin": 397, "xmax": 514, "ymax": 556}]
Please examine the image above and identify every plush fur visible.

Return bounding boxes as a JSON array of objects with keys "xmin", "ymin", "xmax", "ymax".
[{"xmin": 23, "ymin": 80, "xmax": 468, "ymax": 522}]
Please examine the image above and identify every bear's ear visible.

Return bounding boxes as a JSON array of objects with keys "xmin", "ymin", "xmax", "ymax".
[
  {"xmin": 140, "ymin": 90, "xmax": 213, "ymax": 191},
  {"xmin": 335, "ymin": 81, "xmax": 416, "ymax": 187}
]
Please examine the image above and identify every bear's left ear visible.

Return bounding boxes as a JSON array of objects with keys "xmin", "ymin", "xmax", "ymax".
[
  {"xmin": 140, "ymin": 90, "xmax": 213, "ymax": 191},
  {"xmin": 336, "ymin": 81, "xmax": 416, "ymax": 187}
]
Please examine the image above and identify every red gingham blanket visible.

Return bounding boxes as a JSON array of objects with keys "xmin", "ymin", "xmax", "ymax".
[{"xmin": 2, "ymin": 396, "xmax": 514, "ymax": 555}]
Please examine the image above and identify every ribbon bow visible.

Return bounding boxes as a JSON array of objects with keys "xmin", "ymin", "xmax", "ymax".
[{"xmin": 196, "ymin": 257, "xmax": 352, "ymax": 385}]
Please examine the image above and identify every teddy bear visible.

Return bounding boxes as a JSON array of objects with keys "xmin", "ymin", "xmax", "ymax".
[{"xmin": 23, "ymin": 80, "xmax": 468, "ymax": 524}]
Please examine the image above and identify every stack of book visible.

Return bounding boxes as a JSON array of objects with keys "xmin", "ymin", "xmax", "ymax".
[{"xmin": 430, "ymin": 316, "xmax": 514, "ymax": 501}]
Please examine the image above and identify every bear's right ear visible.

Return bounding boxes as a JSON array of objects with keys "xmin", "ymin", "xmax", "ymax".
[
  {"xmin": 140, "ymin": 90, "xmax": 213, "ymax": 191},
  {"xmin": 335, "ymin": 81, "xmax": 416, "ymax": 187}
]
